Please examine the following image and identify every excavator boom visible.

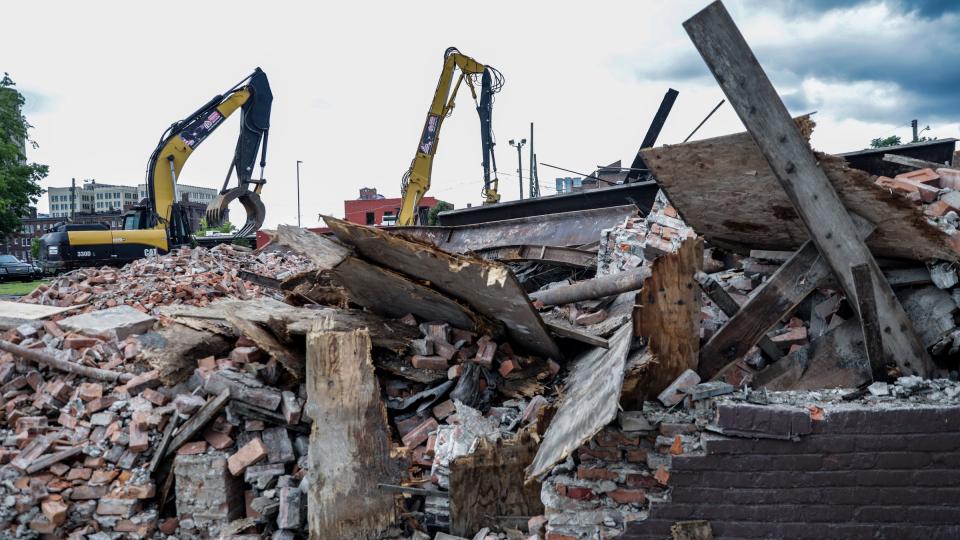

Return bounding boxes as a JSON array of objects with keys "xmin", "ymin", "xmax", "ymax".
[{"xmin": 398, "ymin": 47, "xmax": 502, "ymax": 226}]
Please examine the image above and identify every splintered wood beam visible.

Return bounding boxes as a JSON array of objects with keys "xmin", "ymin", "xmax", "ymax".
[
  {"xmin": 699, "ymin": 216, "xmax": 874, "ymax": 379},
  {"xmin": 695, "ymin": 271, "xmax": 781, "ymax": 362},
  {"xmin": 882, "ymin": 154, "xmax": 946, "ymax": 171},
  {"xmin": 852, "ymin": 263, "xmax": 885, "ymax": 376},
  {"xmin": 684, "ymin": 1, "xmax": 933, "ymax": 377}
]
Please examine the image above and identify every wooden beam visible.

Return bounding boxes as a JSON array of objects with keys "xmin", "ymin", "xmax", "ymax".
[
  {"xmin": 306, "ymin": 324, "xmax": 400, "ymax": 540},
  {"xmin": 700, "ymin": 216, "xmax": 874, "ymax": 379},
  {"xmin": 851, "ymin": 263, "xmax": 885, "ymax": 375},
  {"xmin": 163, "ymin": 389, "xmax": 231, "ymax": 459},
  {"xmin": 545, "ymin": 322, "xmax": 610, "ymax": 349},
  {"xmin": 694, "ymin": 271, "xmax": 781, "ymax": 361},
  {"xmin": 882, "ymin": 153, "xmax": 946, "ymax": 171},
  {"xmin": 684, "ymin": 1, "xmax": 932, "ymax": 377}
]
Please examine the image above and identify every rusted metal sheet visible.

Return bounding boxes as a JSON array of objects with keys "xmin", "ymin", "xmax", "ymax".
[
  {"xmin": 323, "ymin": 215, "xmax": 562, "ymax": 359},
  {"xmin": 472, "ymin": 245, "xmax": 597, "ymax": 268},
  {"xmin": 392, "ymin": 205, "xmax": 639, "ymax": 253}
]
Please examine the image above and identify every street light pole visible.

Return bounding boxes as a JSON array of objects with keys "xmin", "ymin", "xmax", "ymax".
[
  {"xmin": 509, "ymin": 138, "xmax": 527, "ymax": 200},
  {"xmin": 296, "ymin": 160, "xmax": 303, "ymax": 228}
]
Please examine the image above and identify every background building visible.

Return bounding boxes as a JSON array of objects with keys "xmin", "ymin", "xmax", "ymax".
[
  {"xmin": 344, "ymin": 187, "xmax": 439, "ymax": 226},
  {"xmin": 0, "ymin": 208, "xmax": 59, "ymax": 262}
]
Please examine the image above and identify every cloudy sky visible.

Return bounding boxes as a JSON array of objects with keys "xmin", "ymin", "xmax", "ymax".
[{"xmin": 6, "ymin": 0, "xmax": 959, "ymax": 227}]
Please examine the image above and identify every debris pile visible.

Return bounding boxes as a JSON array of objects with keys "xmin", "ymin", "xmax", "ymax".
[{"xmin": 19, "ymin": 244, "xmax": 312, "ymax": 314}]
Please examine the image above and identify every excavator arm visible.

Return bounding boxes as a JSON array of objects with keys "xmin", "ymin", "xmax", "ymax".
[
  {"xmin": 144, "ymin": 68, "xmax": 272, "ymax": 243},
  {"xmin": 398, "ymin": 48, "xmax": 502, "ymax": 226}
]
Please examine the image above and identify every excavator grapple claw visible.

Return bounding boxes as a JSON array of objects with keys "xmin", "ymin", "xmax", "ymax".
[{"xmin": 206, "ymin": 187, "xmax": 266, "ymax": 238}]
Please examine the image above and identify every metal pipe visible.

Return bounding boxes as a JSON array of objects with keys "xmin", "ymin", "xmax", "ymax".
[{"xmin": 528, "ymin": 267, "xmax": 651, "ymax": 306}]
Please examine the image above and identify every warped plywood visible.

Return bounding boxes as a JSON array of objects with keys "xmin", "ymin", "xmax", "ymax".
[
  {"xmin": 635, "ymin": 237, "xmax": 703, "ymax": 395},
  {"xmin": 526, "ymin": 324, "xmax": 634, "ymax": 479},
  {"xmin": 641, "ymin": 129, "xmax": 959, "ymax": 262},
  {"xmin": 323, "ymin": 215, "xmax": 561, "ymax": 359}
]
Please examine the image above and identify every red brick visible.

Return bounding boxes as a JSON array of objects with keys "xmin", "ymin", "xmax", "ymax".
[
  {"xmin": 498, "ymin": 358, "xmax": 518, "ymax": 377},
  {"xmin": 41, "ymin": 496, "xmax": 68, "ymax": 525},
  {"xmin": 771, "ymin": 326, "xmax": 807, "ymax": 347},
  {"xmin": 578, "ymin": 446, "xmax": 621, "ymax": 461},
  {"xmin": 896, "ymin": 168, "xmax": 940, "ymax": 186},
  {"xmin": 203, "ymin": 429, "xmax": 235, "ymax": 450},
  {"xmin": 576, "ymin": 466, "xmax": 618, "ymax": 481},
  {"xmin": 555, "ymin": 483, "xmax": 596, "ymax": 501},
  {"xmin": 176, "ymin": 441, "xmax": 208, "ymax": 455},
  {"xmin": 42, "ymin": 321, "xmax": 65, "ymax": 338},
  {"xmin": 432, "ymin": 400, "xmax": 456, "ymax": 420},
  {"xmin": 402, "ymin": 418, "xmax": 439, "ymax": 448},
  {"xmin": 141, "ymin": 388, "xmax": 168, "ymax": 406},
  {"xmin": 159, "ymin": 518, "xmax": 178, "ymax": 535},
  {"xmin": 230, "ymin": 346, "xmax": 264, "ymax": 363},
  {"xmin": 64, "ymin": 336, "xmax": 98, "ymax": 349},
  {"xmin": 608, "ymin": 488, "xmax": 646, "ymax": 505},
  {"xmin": 926, "ymin": 200, "xmax": 952, "ymax": 217},
  {"xmin": 228, "ymin": 437, "xmax": 268, "ymax": 476},
  {"xmin": 77, "ymin": 382, "xmax": 103, "ymax": 402},
  {"xmin": 670, "ymin": 436, "xmax": 684, "ymax": 455},
  {"xmin": 124, "ymin": 369, "xmax": 160, "ymax": 395},
  {"xmin": 129, "ymin": 423, "xmax": 149, "ymax": 453},
  {"xmin": 625, "ymin": 448, "xmax": 649, "ymax": 463},
  {"xmin": 595, "ymin": 429, "xmax": 640, "ymax": 447},
  {"xmin": 66, "ymin": 468, "xmax": 91, "ymax": 481},
  {"xmin": 654, "ymin": 465, "xmax": 670, "ymax": 486},
  {"xmin": 411, "ymin": 355, "xmax": 448, "ymax": 371}
]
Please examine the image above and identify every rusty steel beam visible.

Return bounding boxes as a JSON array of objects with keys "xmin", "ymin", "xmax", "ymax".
[
  {"xmin": 472, "ymin": 245, "xmax": 597, "ymax": 268},
  {"xmin": 393, "ymin": 204, "xmax": 639, "ymax": 253}
]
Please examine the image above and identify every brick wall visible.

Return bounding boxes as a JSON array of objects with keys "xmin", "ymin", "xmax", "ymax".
[
  {"xmin": 624, "ymin": 402, "xmax": 960, "ymax": 540},
  {"xmin": 541, "ymin": 399, "xmax": 960, "ymax": 540}
]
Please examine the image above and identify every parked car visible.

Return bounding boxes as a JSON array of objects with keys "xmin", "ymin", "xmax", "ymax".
[{"xmin": 0, "ymin": 255, "xmax": 37, "ymax": 282}]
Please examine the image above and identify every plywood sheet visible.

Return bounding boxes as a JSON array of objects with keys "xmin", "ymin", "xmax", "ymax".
[
  {"xmin": 641, "ymin": 130, "xmax": 960, "ymax": 261},
  {"xmin": 0, "ymin": 301, "xmax": 78, "ymax": 320},
  {"xmin": 323, "ymin": 215, "xmax": 561, "ymax": 359}
]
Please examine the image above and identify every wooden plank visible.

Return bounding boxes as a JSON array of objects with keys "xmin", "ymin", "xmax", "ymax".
[
  {"xmin": 683, "ymin": 1, "xmax": 933, "ymax": 377},
  {"xmin": 323, "ymin": 215, "xmax": 561, "ymax": 359},
  {"xmin": 634, "ymin": 237, "xmax": 703, "ymax": 395},
  {"xmin": 138, "ymin": 323, "xmax": 232, "ymax": 385},
  {"xmin": 0, "ymin": 301, "xmax": 79, "ymax": 320},
  {"xmin": 306, "ymin": 324, "xmax": 401, "ymax": 540},
  {"xmin": 882, "ymin": 154, "xmax": 945, "ymax": 171},
  {"xmin": 164, "ymin": 389, "xmax": 231, "ymax": 458},
  {"xmin": 449, "ymin": 433, "xmax": 544, "ymax": 536},
  {"xmin": 851, "ymin": 263, "xmax": 885, "ymax": 375},
  {"xmin": 641, "ymin": 130, "xmax": 960, "ymax": 262},
  {"xmin": 225, "ymin": 315, "xmax": 304, "ymax": 380},
  {"xmin": 159, "ymin": 297, "xmax": 418, "ymax": 352},
  {"xmin": 545, "ymin": 321, "xmax": 610, "ymax": 349},
  {"xmin": 276, "ymin": 224, "xmax": 351, "ymax": 269},
  {"xmin": 25, "ymin": 446, "xmax": 83, "ymax": 474},
  {"xmin": 753, "ymin": 317, "xmax": 872, "ymax": 391},
  {"xmin": 149, "ymin": 413, "xmax": 180, "ymax": 474},
  {"xmin": 472, "ymin": 245, "xmax": 597, "ymax": 268},
  {"xmin": 700, "ymin": 216, "xmax": 873, "ymax": 379},
  {"xmin": 526, "ymin": 324, "xmax": 634, "ymax": 479},
  {"xmin": 694, "ymin": 271, "xmax": 781, "ymax": 361}
]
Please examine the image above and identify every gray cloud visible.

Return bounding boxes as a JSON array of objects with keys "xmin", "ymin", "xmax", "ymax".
[{"xmin": 631, "ymin": 1, "xmax": 960, "ymax": 124}]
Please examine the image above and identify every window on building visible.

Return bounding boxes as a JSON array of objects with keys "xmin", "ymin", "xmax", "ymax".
[{"xmin": 365, "ymin": 212, "xmax": 376, "ymax": 225}]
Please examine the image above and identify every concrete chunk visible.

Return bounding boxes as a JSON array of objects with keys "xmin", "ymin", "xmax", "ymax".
[
  {"xmin": 657, "ymin": 369, "xmax": 701, "ymax": 406},
  {"xmin": 59, "ymin": 305, "xmax": 155, "ymax": 340}
]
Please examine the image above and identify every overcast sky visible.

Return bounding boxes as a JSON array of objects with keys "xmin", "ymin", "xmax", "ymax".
[{"xmin": 6, "ymin": 0, "xmax": 959, "ymax": 228}]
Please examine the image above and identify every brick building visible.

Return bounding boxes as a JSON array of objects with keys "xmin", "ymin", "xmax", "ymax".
[
  {"xmin": 0, "ymin": 208, "xmax": 59, "ymax": 262},
  {"xmin": 344, "ymin": 187, "xmax": 439, "ymax": 226}
]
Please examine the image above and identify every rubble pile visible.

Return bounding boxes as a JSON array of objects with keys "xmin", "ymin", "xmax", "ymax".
[
  {"xmin": 0, "ymin": 302, "xmax": 311, "ymax": 539},
  {"xmin": 19, "ymin": 245, "xmax": 312, "ymax": 315}
]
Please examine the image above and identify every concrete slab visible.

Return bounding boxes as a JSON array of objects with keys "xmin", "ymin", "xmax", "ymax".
[{"xmin": 59, "ymin": 305, "xmax": 155, "ymax": 339}]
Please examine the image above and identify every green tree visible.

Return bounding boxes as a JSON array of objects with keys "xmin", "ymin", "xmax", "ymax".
[
  {"xmin": 195, "ymin": 217, "xmax": 235, "ymax": 235},
  {"xmin": 30, "ymin": 237, "xmax": 40, "ymax": 259},
  {"xmin": 427, "ymin": 200, "xmax": 454, "ymax": 225},
  {"xmin": 870, "ymin": 135, "xmax": 902, "ymax": 148},
  {"xmin": 0, "ymin": 74, "xmax": 46, "ymax": 242}
]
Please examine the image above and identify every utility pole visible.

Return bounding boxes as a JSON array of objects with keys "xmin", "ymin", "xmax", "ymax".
[
  {"xmin": 509, "ymin": 138, "xmax": 526, "ymax": 200},
  {"xmin": 529, "ymin": 122, "xmax": 540, "ymax": 198},
  {"xmin": 70, "ymin": 178, "xmax": 76, "ymax": 220},
  {"xmin": 911, "ymin": 119, "xmax": 919, "ymax": 143},
  {"xmin": 296, "ymin": 160, "xmax": 303, "ymax": 227}
]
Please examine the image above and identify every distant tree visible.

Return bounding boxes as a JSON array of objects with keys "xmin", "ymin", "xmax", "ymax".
[
  {"xmin": 0, "ymin": 74, "xmax": 47, "ymax": 241},
  {"xmin": 30, "ymin": 237, "xmax": 40, "ymax": 260},
  {"xmin": 870, "ymin": 135, "xmax": 902, "ymax": 148},
  {"xmin": 195, "ymin": 217, "xmax": 235, "ymax": 235},
  {"xmin": 427, "ymin": 201, "xmax": 454, "ymax": 225}
]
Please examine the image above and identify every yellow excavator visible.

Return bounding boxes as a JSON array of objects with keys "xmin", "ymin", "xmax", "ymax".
[
  {"xmin": 397, "ymin": 47, "xmax": 504, "ymax": 225},
  {"xmin": 40, "ymin": 68, "xmax": 272, "ymax": 270}
]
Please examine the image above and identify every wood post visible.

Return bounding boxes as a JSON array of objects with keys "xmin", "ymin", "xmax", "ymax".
[
  {"xmin": 306, "ymin": 322, "xmax": 400, "ymax": 540},
  {"xmin": 684, "ymin": 1, "xmax": 933, "ymax": 377}
]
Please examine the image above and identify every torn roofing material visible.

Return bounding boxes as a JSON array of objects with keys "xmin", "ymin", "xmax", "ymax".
[
  {"xmin": 526, "ymin": 323, "xmax": 635, "ymax": 479},
  {"xmin": 322, "ymin": 215, "xmax": 562, "ymax": 359}
]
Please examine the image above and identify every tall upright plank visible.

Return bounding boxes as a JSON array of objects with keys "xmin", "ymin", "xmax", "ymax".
[
  {"xmin": 683, "ymin": 1, "xmax": 932, "ymax": 376},
  {"xmin": 306, "ymin": 323, "xmax": 401, "ymax": 540}
]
